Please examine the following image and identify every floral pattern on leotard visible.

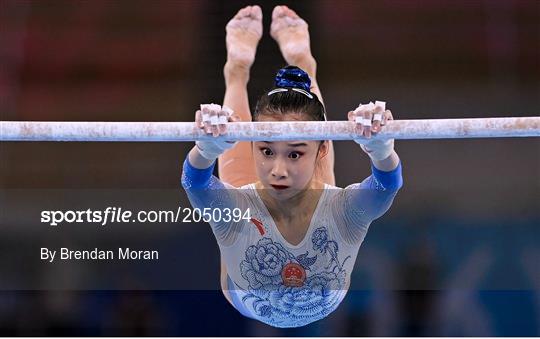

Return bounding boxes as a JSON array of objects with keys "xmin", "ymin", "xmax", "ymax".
[{"xmin": 236, "ymin": 227, "xmax": 351, "ymax": 328}]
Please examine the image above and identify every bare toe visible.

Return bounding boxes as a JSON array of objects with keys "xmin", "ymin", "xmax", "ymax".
[
  {"xmin": 283, "ymin": 6, "xmax": 299, "ymax": 19},
  {"xmin": 272, "ymin": 5, "xmax": 283, "ymax": 20},
  {"xmin": 236, "ymin": 6, "xmax": 251, "ymax": 19},
  {"xmin": 250, "ymin": 5, "xmax": 262, "ymax": 20}
]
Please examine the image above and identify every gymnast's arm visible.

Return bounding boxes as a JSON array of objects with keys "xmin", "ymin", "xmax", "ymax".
[
  {"xmin": 334, "ymin": 153, "xmax": 403, "ymax": 245},
  {"xmin": 332, "ymin": 102, "xmax": 403, "ymax": 244},
  {"xmin": 181, "ymin": 146, "xmax": 248, "ymax": 247}
]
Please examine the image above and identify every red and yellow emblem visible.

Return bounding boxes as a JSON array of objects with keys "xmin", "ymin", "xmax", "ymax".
[{"xmin": 281, "ymin": 263, "xmax": 306, "ymax": 287}]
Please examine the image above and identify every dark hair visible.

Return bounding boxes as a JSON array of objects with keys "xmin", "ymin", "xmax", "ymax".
[{"xmin": 253, "ymin": 66, "xmax": 326, "ymax": 122}]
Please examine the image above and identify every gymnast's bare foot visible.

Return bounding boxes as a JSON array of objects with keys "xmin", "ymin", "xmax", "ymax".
[
  {"xmin": 225, "ymin": 5, "xmax": 262, "ymax": 80},
  {"xmin": 270, "ymin": 5, "xmax": 316, "ymax": 75}
]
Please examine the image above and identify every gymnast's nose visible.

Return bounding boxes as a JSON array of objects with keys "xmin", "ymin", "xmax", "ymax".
[{"xmin": 271, "ymin": 158, "xmax": 288, "ymax": 179}]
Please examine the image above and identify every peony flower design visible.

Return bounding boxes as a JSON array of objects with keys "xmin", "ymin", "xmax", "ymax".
[
  {"xmin": 240, "ymin": 238, "xmax": 292, "ymax": 289},
  {"xmin": 244, "ymin": 272, "xmax": 346, "ymax": 327},
  {"xmin": 312, "ymin": 227, "xmax": 343, "ymax": 270},
  {"xmin": 312, "ymin": 227, "xmax": 329, "ymax": 253},
  {"xmin": 237, "ymin": 231, "xmax": 351, "ymax": 328}
]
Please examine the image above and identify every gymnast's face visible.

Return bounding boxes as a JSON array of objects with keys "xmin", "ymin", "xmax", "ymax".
[{"xmin": 253, "ymin": 114, "xmax": 327, "ymax": 200}]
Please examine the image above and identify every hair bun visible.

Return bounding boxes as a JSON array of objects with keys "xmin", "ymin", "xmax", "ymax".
[{"xmin": 275, "ymin": 66, "xmax": 311, "ymax": 92}]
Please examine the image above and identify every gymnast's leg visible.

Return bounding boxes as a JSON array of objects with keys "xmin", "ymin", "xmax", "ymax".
[
  {"xmin": 270, "ymin": 5, "xmax": 336, "ymax": 185},
  {"xmin": 217, "ymin": 5, "xmax": 263, "ymax": 306},
  {"xmin": 218, "ymin": 5, "xmax": 335, "ymax": 187},
  {"xmin": 217, "ymin": 5, "xmax": 262, "ymax": 187}
]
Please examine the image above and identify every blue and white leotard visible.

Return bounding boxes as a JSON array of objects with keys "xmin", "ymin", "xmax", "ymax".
[{"xmin": 181, "ymin": 159, "xmax": 402, "ymax": 328}]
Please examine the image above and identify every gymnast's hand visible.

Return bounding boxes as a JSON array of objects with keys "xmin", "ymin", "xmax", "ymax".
[
  {"xmin": 194, "ymin": 103, "xmax": 240, "ymax": 161},
  {"xmin": 348, "ymin": 101, "xmax": 395, "ymax": 161}
]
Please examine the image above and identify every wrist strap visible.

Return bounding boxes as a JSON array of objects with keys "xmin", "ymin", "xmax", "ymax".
[{"xmin": 196, "ymin": 143, "xmax": 218, "ymax": 161}]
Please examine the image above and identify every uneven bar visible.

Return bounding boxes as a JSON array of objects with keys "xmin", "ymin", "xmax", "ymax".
[{"xmin": 1, "ymin": 117, "xmax": 539, "ymax": 142}]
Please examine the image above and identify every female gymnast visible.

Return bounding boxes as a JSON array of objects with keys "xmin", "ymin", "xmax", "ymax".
[{"xmin": 181, "ymin": 5, "xmax": 403, "ymax": 328}]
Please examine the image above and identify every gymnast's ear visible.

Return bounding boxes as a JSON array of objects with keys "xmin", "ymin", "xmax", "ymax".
[{"xmin": 317, "ymin": 140, "xmax": 329, "ymax": 159}]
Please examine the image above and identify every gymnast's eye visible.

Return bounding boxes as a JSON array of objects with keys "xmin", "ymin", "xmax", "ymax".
[
  {"xmin": 260, "ymin": 148, "xmax": 273, "ymax": 156},
  {"xmin": 289, "ymin": 152, "xmax": 303, "ymax": 159}
]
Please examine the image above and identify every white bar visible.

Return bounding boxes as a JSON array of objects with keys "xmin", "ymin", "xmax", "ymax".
[{"xmin": 0, "ymin": 117, "xmax": 538, "ymax": 142}]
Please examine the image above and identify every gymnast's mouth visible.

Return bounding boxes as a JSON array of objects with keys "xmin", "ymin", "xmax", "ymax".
[{"xmin": 270, "ymin": 184, "xmax": 289, "ymax": 190}]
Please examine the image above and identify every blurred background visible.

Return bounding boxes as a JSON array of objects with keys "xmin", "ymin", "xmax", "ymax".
[{"xmin": 1, "ymin": 0, "xmax": 539, "ymax": 336}]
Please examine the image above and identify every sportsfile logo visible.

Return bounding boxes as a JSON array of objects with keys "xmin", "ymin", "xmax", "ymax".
[{"xmin": 40, "ymin": 207, "xmax": 251, "ymax": 226}]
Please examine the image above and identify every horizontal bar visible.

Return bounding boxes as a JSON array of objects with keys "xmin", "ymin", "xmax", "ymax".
[{"xmin": 1, "ymin": 117, "xmax": 539, "ymax": 142}]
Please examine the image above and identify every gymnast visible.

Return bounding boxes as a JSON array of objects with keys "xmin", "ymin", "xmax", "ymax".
[{"xmin": 181, "ymin": 5, "xmax": 403, "ymax": 328}]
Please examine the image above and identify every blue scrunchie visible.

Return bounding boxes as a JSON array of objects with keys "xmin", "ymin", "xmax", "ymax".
[{"xmin": 275, "ymin": 66, "xmax": 311, "ymax": 92}]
